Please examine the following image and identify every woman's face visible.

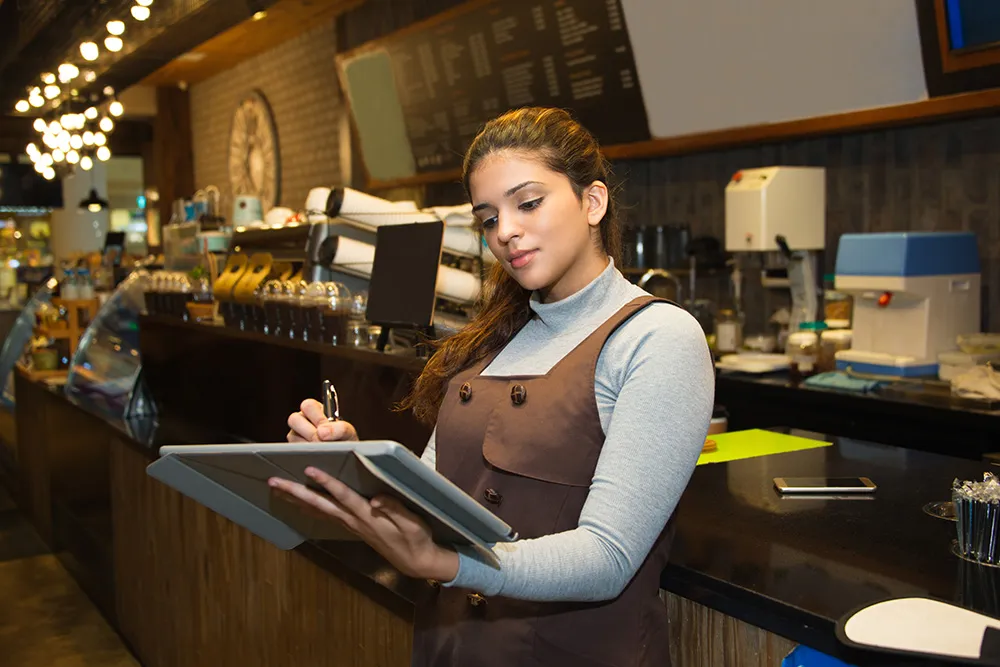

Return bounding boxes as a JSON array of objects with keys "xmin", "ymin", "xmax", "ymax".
[{"xmin": 468, "ymin": 152, "xmax": 609, "ymax": 303}]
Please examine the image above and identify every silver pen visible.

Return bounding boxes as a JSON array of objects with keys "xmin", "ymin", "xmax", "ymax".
[{"xmin": 322, "ymin": 379, "xmax": 340, "ymax": 422}]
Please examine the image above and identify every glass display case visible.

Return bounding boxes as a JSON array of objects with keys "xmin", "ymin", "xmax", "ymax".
[
  {"xmin": 64, "ymin": 270, "xmax": 155, "ymax": 421},
  {"xmin": 0, "ymin": 276, "xmax": 57, "ymax": 407}
]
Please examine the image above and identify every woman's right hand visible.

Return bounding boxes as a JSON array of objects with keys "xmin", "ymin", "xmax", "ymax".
[{"xmin": 286, "ymin": 399, "xmax": 359, "ymax": 442}]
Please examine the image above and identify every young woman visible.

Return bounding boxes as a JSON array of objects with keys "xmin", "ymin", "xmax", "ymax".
[{"xmin": 277, "ymin": 107, "xmax": 715, "ymax": 666}]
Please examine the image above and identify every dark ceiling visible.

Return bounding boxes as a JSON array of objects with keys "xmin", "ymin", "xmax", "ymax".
[{"xmin": 0, "ymin": 0, "xmax": 278, "ymax": 111}]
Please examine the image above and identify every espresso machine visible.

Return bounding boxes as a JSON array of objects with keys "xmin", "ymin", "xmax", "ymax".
[{"xmin": 724, "ymin": 166, "xmax": 826, "ymax": 334}]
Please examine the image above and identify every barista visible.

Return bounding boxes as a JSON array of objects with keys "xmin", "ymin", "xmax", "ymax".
[{"xmin": 275, "ymin": 107, "xmax": 715, "ymax": 666}]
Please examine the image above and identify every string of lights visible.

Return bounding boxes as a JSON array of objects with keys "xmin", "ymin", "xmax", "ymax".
[{"xmin": 10, "ymin": 0, "xmax": 156, "ymax": 181}]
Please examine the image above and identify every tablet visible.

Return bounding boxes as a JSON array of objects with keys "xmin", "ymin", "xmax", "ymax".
[{"xmin": 147, "ymin": 440, "xmax": 517, "ymax": 561}]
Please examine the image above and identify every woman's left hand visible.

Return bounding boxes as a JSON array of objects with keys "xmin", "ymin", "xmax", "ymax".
[{"xmin": 268, "ymin": 468, "xmax": 460, "ymax": 582}]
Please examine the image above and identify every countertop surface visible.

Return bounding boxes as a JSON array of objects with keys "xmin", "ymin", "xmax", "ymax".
[
  {"xmin": 29, "ymin": 372, "xmax": 998, "ymax": 666},
  {"xmin": 717, "ymin": 371, "xmax": 1000, "ymax": 419},
  {"xmin": 664, "ymin": 429, "xmax": 999, "ymax": 663}
]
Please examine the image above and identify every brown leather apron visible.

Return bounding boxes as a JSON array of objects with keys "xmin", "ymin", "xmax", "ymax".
[{"xmin": 412, "ymin": 296, "xmax": 675, "ymax": 667}]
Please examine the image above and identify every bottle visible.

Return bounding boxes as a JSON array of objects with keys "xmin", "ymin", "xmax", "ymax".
[
  {"xmin": 61, "ymin": 268, "xmax": 79, "ymax": 300},
  {"xmin": 77, "ymin": 268, "xmax": 94, "ymax": 299},
  {"xmin": 715, "ymin": 309, "xmax": 743, "ymax": 356}
]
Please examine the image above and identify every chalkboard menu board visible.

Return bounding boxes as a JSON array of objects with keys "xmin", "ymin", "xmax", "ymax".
[{"xmin": 337, "ymin": 0, "xmax": 651, "ymax": 184}]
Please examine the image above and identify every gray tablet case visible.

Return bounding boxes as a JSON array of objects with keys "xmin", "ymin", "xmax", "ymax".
[{"xmin": 146, "ymin": 440, "xmax": 517, "ymax": 564}]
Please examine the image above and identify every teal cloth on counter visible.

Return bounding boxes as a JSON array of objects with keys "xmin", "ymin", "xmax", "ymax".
[{"xmin": 803, "ymin": 371, "xmax": 884, "ymax": 394}]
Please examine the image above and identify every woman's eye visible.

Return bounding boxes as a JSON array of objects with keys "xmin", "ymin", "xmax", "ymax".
[
  {"xmin": 480, "ymin": 216, "xmax": 498, "ymax": 229},
  {"xmin": 519, "ymin": 197, "xmax": 543, "ymax": 212}
]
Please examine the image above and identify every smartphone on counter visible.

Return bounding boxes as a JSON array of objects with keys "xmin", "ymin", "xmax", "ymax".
[{"xmin": 774, "ymin": 476, "xmax": 877, "ymax": 494}]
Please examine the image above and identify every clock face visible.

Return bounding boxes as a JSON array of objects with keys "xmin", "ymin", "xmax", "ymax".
[{"xmin": 228, "ymin": 90, "xmax": 280, "ymax": 212}]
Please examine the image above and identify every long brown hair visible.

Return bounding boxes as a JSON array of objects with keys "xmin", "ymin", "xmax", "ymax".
[{"xmin": 400, "ymin": 107, "xmax": 623, "ymax": 425}]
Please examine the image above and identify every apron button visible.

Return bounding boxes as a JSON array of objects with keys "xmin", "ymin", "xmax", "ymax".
[
  {"xmin": 510, "ymin": 384, "xmax": 527, "ymax": 405},
  {"xmin": 467, "ymin": 592, "xmax": 487, "ymax": 607},
  {"xmin": 459, "ymin": 382, "xmax": 473, "ymax": 402},
  {"xmin": 483, "ymin": 488, "xmax": 502, "ymax": 505}
]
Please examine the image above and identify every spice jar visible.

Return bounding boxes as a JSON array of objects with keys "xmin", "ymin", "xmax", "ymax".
[
  {"xmin": 786, "ymin": 330, "xmax": 820, "ymax": 382},
  {"xmin": 715, "ymin": 309, "xmax": 743, "ymax": 355},
  {"xmin": 819, "ymin": 329, "xmax": 852, "ymax": 373}
]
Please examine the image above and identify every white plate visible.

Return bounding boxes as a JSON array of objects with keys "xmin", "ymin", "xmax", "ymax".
[{"xmin": 715, "ymin": 352, "xmax": 791, "ymax": 374}]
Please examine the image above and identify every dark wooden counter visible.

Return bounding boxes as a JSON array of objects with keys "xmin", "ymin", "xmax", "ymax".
[
  {"xmin": 665, "ymin": 429, "xmax": 999, "ymax": 665},
  {"xmin": 717, "ymin": 372, "xmax": 1000, "ymax": 461},
  {"xmin": 9, "ymin": 317, "xmax": 1000, "ymax": 666}
]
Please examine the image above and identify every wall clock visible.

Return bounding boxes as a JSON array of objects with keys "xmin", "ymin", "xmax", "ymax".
[{"xmin": 228, "ymin": 90, "xmax": 281, "ymax": 212}]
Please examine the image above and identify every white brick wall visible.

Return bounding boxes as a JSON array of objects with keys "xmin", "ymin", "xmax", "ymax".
[{"xmin": 190, "ymin": 17, "xmax": 346, "ymax": 218}]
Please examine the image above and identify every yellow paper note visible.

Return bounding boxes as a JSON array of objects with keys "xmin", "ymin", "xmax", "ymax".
[{"xmin": 698, "ymin": 429, "xmax": 832, "ymax": 465}]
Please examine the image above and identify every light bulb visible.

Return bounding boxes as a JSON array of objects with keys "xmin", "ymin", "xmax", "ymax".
[
  {"xmin": 103, "ymin": 86, "xmax": 115, "ymax": 97},
  {"xmin": 60, "ymin": 114, "xmax": 73, "ymax": 128},
  {"xmin": 29, "ymin": 96, "xmax": 44, "ymax": 108},
  {"xmin": 14, "ymin": 100, "xmax": 29, "ymax": 113},
  {"xmin": 26, "ymin": 143, "xmax": 39, "ymax": 156},
  {"xmin": 39, "ymin": 154, "xmax": 53, "ymax": 168},
  {"xmin": 44, "ymin": 85, "xmax": 60, "ymax": 99},
  {"xmin": 109, "ymin": 101, "xmax": 124, "ymax": 117},
  {"xmin": 34, "ymin": 161, "xmax": 45, "ymax": 174},
  {"xmin": 83, "ymin": 131, "xmax": 95, "ymax": 146},
  {"xmin": 83, "ymin": 70, "xmax": 96, "ymax": 83},
  {"xmin": 94, "ymin": 132, "xmax": 107, "ymax": 146},
  {"xmin": 136, "ymin": 0, "xmax": 153, "ymax": 6},
  {"xmin": 80, "ymin": 42, "xmax": 99, "ymax": 61},
  {"xmin": 52, "ymin": 149, "xmax": 65, "ymax": 162},
  {"xmin": 43, "ymin": 167, "xmax": 55, "ymax": 181},
  {"xmin": 41, "ymin": 72, "xmax": 56, "ymax": 84},
  {"xmin": 42, "ymin": 135, "xmax": 56, "ymax": 149},
  {"xmin": 97, "ymin": 146, "xmax": 111, "ymax": 161},
  {"xmin": 66, "ymin": 150, "xmax": 80, "ymax": 164},
  {"xmin": 99, "ymin": 117, "xmax": 114, "ymax": 132},
  {"xmin": 131, "ymin": 5, "xmax": 150, "ymax": 20},
  {"xmin": 70, "ymin": 135, "xmax": 83, "ymax": 150},
  {"xmin": 107, "ymin": 20, "xmax": 125, "ymax": 35},
  {"xmin": 58, "ymin": 65, "xmax": 78, "ymax": 84},
  {"xmin": 80, "ymin": 156, "xmax": 94, "ymax": 171},
  {"xmin": 48, "ymin": 121, "xmax": 61, "ymax": 134},
  {"xmin": 105, "ymin": 36, "xmax": 123, "ymax": 53},
  {"xmin": 58, "ymin": 130, "xmax": 71, "ymax": 144},
  {"xmin": 84, "ymin": 106, "xmax": 98, "ymax": 120},
  {"xmin": 33, "ymin": 119, "xmax": 46, "ymax": 133}
]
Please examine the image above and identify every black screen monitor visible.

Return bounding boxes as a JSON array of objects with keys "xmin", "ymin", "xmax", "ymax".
[
  {"xmin": 943, "ymin": 0, "xmax": 1000, "ymax": 52},
  {"xmin": 366, "ymin": 221, "xmax": 445, "ymax": 328},
  {"xmin": 0, "ymin": 163, "xmax": 63, "ymax": 209}
]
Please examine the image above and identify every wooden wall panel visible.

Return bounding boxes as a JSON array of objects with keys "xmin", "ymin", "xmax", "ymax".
[
  {"xmin": 152, "ymin": 86, "xmax": 194, "ymax": 249},
  {"xmin": 110, "ymin": 437, "xmax": 413, "ymax": 667},
  {"xmin": 663, "ymin": 591, "xmax": 798, "ymax": 667}
]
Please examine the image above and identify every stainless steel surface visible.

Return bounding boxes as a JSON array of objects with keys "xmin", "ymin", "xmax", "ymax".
[{"xmin": 637, "ymin": 268, "xmax": 684, "ymax": 306}]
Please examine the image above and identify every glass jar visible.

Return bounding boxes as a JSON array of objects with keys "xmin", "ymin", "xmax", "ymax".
[
  {"xmin": 321, "ymin": 282, "xmax": 352, "ymax": 345},
  {"xmin": 819, "ymin": 329, "xmax": 853, "ymax": 373},
  {"xmin": 714, "ymin": 309, "xmax": 743, "ymax": 355},
  {"xmin": 262, "ymin": 280, "xmax": 284, "ymax": 336},
  {"xmin": 786, "ymin": 330, "xmax": 820, "ymax": 378}
]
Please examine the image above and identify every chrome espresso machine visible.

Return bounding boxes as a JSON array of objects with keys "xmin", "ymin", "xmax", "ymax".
[{"xmin": 208, "ymin": 186, "xmax": 491, "ymax": 347}]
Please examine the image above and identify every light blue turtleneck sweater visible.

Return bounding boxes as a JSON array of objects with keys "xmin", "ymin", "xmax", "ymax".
[{"xmin": 420, "ymin": 259, "xmax": 715, "ymax": 601}]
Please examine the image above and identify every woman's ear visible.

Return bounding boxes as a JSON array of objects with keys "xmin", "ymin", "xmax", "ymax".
[{"xmin": 584, "ymin": 180, "xmax": 609, "ymax": 227}]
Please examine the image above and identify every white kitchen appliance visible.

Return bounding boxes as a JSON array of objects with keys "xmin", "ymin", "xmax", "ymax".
[
  {"xmin": 724, "ymin": 166, "xmax": 826, "ymax": 332},
  {"xmin": 833, "ymin": 232, "xmax": 981, "ymax": 377}
]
